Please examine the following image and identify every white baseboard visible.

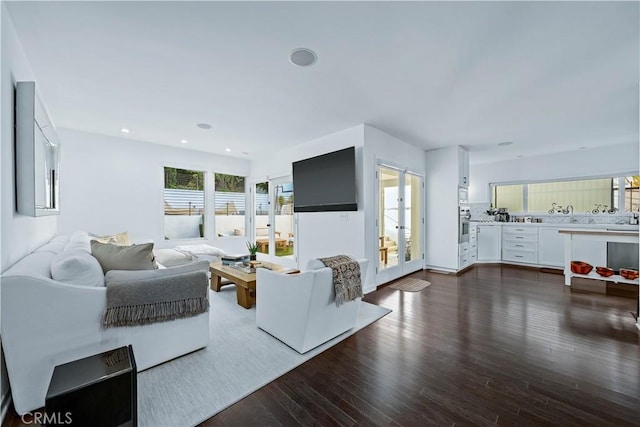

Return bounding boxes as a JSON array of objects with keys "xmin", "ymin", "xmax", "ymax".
[{"xmin": 1, "ymin": 389, "xmax": 11, "ymax": 424}]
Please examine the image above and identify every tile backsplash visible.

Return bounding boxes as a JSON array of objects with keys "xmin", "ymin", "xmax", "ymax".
[{"xmin": 469, "ymin": 202, "xmax": 634, "ymax": 225}]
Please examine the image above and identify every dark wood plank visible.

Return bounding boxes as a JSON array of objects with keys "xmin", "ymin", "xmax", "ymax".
[{"xmin": 3, "ymin": 265, "xmax": 639, "ymax": 427}]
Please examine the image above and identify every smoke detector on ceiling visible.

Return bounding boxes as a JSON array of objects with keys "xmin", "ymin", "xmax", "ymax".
[{"xmin": 290, "ymin": 48, "xmax": 317, "ymax": 67}]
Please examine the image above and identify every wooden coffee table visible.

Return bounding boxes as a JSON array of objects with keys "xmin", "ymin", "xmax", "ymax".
[{"xmin": 209, "ymin": 262, "xmax": 298, "ymax": 309}]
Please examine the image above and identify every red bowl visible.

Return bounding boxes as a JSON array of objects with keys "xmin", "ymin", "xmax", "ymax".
[
  {"xmin": 620, "ymin": 268, "xmax": 639, "ymax": 280},
  {"xmin": 571, "ymin": 261, "xmax": 593, "ymax": 275},
  {"xmin": 595, "ymin": 266, "xmax": 614, "ymax": 277}
]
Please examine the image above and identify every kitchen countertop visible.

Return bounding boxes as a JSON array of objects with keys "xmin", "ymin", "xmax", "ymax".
[{"xmin": 471, "ymin": 221, "xmax": 639, "ymax": 231}]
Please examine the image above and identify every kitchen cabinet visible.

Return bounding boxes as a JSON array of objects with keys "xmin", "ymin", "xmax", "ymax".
[
  {"xmin": 538, "ymin": 227, "xmax": 564, "ymax": 267},
  {"xmin": 457, "ymin": 147, "xmax": 469, "ymax": 188},
  {"xmin": 425, "ymin": 146, "xmax": 468, "ymax": 271},
  {"xmin": 477, "ymin": 225, "xmax": 501, "ymax": 261},
  {"xmin": 502, "ymin": 226, "xmax": 538, "ymax": 264}
]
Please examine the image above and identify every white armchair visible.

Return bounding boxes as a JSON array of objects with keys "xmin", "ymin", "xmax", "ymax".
[{"xmin": 256, "ymin": 259, "xmax": 368, "ymax": 353}]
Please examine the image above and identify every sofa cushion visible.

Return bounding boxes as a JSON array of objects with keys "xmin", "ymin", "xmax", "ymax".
[
  {"xmin": 306, "ymin": 259, "xmax": 327, "ymax": 270},
  {"xmin": 33, "ymin": 236, "xmax": 68, "ymax": 255},
  {"xmin": 91, "ymin": 241, "xmax": 157, "ymax": 274},
  {"xmin": 154, "ymin": 248, "xmax": 194, "ymax": 267},
  {"xmin": 90, "ymin": 231, "xmax": 131, "ymax": 246},
  {"xmin": 105, "ymin": 261, "xmax": 210, "ymax": 285},
  {"xmin": 51, "ymin": 250, "xmax": 105, "ymax": 287}
]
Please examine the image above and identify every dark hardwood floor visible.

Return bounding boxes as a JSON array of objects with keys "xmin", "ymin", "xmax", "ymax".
[{"xmin": 4, "ymin": 265, "xmax": 639, "ymax": 426}]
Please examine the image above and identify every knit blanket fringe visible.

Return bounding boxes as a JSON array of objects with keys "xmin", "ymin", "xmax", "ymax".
[
  {"xmin": 318, "ymin": 255, "xmax": 363, "ymax": 306},
  {"xmin": 103, "ymin": 297, "xmax": 209, "ymax": 328}
]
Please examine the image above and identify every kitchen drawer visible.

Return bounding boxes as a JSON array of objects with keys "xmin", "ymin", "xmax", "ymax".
[
  {"xmin": 458, "ymin": 242, "xmax": 469, "ymax": 256},
  {"xmin": 502, "ymin": 233, "xmax": 538, "ymax": 243},
  {"xmin": 469, "ymin": 241, "xmax": 477, "ymax": 254},
  {"xmin": 470, "ymin": 253, "xmax": 477, "ymax": 263},
  {"xmin": 503, "ymin": 240, "xmax": 537, "ymax": 251},
  {"xmin": 469, "ymin": 232, "xmax": 477, "ymax": 242},
  {"xmin": 503, "ymin": 227, "xmax": 538, "ymax": 238},
  {"xmin": 459, "ymin": 254, "xmax": 469, "ymax": 268},
  {"xmin": 502, "ymin": 249, "xmax": 537, "ymax": 264}
]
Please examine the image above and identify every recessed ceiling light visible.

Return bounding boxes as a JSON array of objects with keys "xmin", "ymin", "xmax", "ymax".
[
  {"xmin": 290, "ymin": 48, "xmax": 317, "ymax": 67},
  {"xmin": 498, "ymin": 141, "xmax": 512, "ymax": 146},
  {"xmin": 120, "ymin": 128, "xmax": 130, "ymax": 133},
  {"xmin": 516, "ymin": 155, "xmax": 524, "ymax": 158},
  {"xmin": 225, "ymin": 148, "xmax": 232, "ymax": 152},
  {"xmin": 242, "ymin": 151, "xmax": 249, "ymax": 155},
  {"xmin": 197, "ymin": 123, "xmax": 212, "ymax": 129},
  {"xmin": 180, "ymin": 139, "xmax": 188, "ymax": 144},
  {"xmin": 578, "ymin": 146, "xmax": 587, "ymax": 150}
]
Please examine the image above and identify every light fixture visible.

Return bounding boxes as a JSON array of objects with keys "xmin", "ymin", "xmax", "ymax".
[
  {"xmin": 578, "ymin": 146, "xmax": 587, "ymax": 150},
  {"xmin": 225, "ymin": 148, "xmax": 232, "ymax": 152},
  {"xmin": 242, "ymin": 151, "xmax": 249, "ymax": 155},
  {"xmin": 120, "ymin": 128, "xmax": 130, "ymax": 133},
  {"xmin": 180, "ymin": 139, "xmax": 188, "ymax": 144},
  {"xmin": 516, "ymin": 155, "xmax": 524, "ymax": 158},
  {"xmin": 498, "ymin": 141, "xmax": 512, "ymax": 146},
  {"xmin": 197, "ymin": 123, "xmax": 212, "ymax": 129},
  {"xmin": 290, "ymin": 48, "xmax": 317, "ymax": 67}
]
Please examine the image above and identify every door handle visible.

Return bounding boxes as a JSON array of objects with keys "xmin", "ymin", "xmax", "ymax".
[{"xmin": 266, "ymin": 224, "xmax": 271, "ymax": 227}]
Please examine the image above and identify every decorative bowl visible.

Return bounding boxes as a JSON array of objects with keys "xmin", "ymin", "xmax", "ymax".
[
  {"xmin": 595, "ymin": 266, "xmax": 614, "ymax": 277},
  {"xmin": 570, "ymin": 261, "xmax": 593, "ymax": 275},
  {"xmin": 620, "ymin": 268, "xmax": 639, "ymax": 280}
]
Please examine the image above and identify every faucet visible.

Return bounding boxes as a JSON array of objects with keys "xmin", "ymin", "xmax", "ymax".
[{"xmin": 568, "ymin": 205, "xmax": 577, "ymax": 223}]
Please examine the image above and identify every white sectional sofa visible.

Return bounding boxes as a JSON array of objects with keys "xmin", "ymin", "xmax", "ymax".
[
  {"xmin": 256, "ymin": 258, "xmax": 368, "ymax": 353},
  {"xmin": 1, "ymin": 233, "xmax": 210, "ymax": 415}
]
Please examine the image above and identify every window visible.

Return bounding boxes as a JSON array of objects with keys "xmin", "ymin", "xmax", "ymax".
[
  {"xmin": 491, "ymin": 175, "xmax": 639, "ymax": 213},
  {"xmin": 163, "ymin": 167, "xmax": 205, "ymax": 240},
  {"xmin": 614, "ymin": 176, "xmax": 640, "ymax": 212},
  {"xmin": 214, "ymin": 173, "xmax": 246, "ymax": 237},
  {"xmin": 492, "ymin": 184, "xmax": 523, "ymax": 213},
  {"xmin": 528, "ymin": 178, "xmax": 612, "ymax": 212}
]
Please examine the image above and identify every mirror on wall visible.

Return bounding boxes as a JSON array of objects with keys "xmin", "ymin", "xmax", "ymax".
[{"xmin": 15, "ymin": 81, "xmax": 60, "ymax": 216}]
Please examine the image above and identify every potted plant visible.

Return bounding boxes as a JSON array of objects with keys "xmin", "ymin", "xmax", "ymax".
[{"xmin": 246, "ymin": 241, "xmax": 259, "ymax": 261}]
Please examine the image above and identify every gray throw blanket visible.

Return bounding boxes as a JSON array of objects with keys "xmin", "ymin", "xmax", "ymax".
[
  {"xmin": 103, "ymin": 268, "xmax": 209, "ymax": 328},
  {"xmin": 319, "ymin": 255, "xmax": 363, "ymax": 306}
]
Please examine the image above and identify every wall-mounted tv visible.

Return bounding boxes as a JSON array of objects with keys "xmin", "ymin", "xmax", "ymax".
[{"xmin": 293, "ymin": 146, "xmax": 357, "ymax": 212}]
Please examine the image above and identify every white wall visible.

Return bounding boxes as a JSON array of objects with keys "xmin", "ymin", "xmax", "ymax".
[
  {"xmin": 250, "ymin": 125, "xmax": 369, "ymax": 286},
  {"xmin": 469, "ymin": 142, "xmax": 640, "ymax": 202},
  {"xmin": 0, "ymin": 4, "xmax": 58, "ymax": 273},
  {"xmin": 363, "ymin": 125, "xmax": 427, "ymax": 283},
  {"xmin": 1, "ymin": 5, "xmax": 60, "ymax": 419},
  {"xmin": 57, "ymin": 128, "xmax": 251, "ymax": 254}
]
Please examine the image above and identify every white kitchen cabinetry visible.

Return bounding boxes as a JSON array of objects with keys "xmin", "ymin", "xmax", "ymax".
[
  {"xmin": 477, "ymin": 225, "xmax": 501, "ymax": 261},
  {"xmin": 457, "ymin": 146, "xmax": 469, "ymax": 188},
  {"xmin": 425, "ymin": 146, "xmax": 469, "ymax": 271},
  {"xmin": 469, "ymin": 224, "xmax": 478, "ymax": 264},
  {"xmin": 538, "ymin": 227, "xmax": 564, "ymax": 267},
  {"xmin": 502, "ymin": 226, "xmax": 538, "ymax": 264}
]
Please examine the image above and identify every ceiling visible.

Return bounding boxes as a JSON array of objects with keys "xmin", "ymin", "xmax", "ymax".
[{"xmin": 5, "ymin": 1, "xmax": 639, "ymax": 164}]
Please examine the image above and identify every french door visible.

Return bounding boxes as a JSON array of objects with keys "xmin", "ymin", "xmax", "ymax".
[
  {"xmin": 252, "ymin": 177, "xmax": 296, "ymax": 264},
  {"xmin": 376, "ymin": 163, "xmax": 424, "ymax": 284}
]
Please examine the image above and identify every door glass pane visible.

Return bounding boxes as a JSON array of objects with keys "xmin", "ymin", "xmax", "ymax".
[
  {"xmin": 274, "ymin": 182, "xmax": 294, "ymax": 258},
  {"xmin": 254, "ymin": 182, "xmax": 269, "ymax": 254},
  {"xmin": 163, "ymin": 167, "xmax": 205, "ymax": 240},
  {"xmin": 406, "ymin": 173, "xmax": 422, "ymax": 262},
  {"xmin": 379, "ymin": 167, "xmax": 400, "ymax": 270},
  {"xmin": 214, "ymin": 173, "xmax": 245, "ymax": 237}
]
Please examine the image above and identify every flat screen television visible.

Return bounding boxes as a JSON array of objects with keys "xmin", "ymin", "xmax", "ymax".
[{"xmin": 293, "ymin": 147, "xmax": 357, "ymax": 212}]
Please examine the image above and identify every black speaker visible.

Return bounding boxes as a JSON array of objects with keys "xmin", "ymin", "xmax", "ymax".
[{"xmin": 46, "ymin": 345, "xmax": 137, "ymax": 426}]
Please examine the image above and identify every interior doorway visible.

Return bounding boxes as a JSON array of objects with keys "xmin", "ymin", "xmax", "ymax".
[{"xmin": 376, "ymin": 163, "xmax": 424, "ymax": 284}]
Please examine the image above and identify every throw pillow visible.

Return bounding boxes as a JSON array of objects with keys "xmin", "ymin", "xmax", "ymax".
[
  {"xmin": 90, "ymin": 231, "xmax": 131, "ymax": 246},
  {"xmin": 65, "ymin": 231, "xmax": 92, "ymax": 253},
  {"xmin": 91, "ymin": 241, "xmax": 157, "ymax": 274},
  {"xmin": 51, "ymin": 249, "xmax": 105, "ymax": 287}
]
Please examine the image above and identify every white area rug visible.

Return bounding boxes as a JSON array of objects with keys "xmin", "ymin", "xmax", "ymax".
[{"xmin": 137, "ymin": 287, "xmax": 391, "ymax": 426}]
